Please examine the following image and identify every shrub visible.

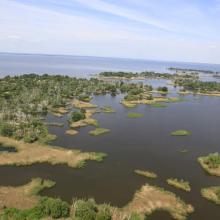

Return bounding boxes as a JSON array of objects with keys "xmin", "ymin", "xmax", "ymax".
[
  {"xmin": 70, "ymin": 110, "xmax": 86, "ymax": 122},
  {"xmin": 0, "ymin": 121, "xmax": 15, "ymax": 137},
  {"xmin": 75, "ymin": 199, "xmax": 97, "ymax": 220},
  {"xmin": 205, "ymin": 153, "xmax": 220, "ymax": 169},
  {"xmin": 96, "ymin": 204, "xmax": 111, "ymax": 220}
]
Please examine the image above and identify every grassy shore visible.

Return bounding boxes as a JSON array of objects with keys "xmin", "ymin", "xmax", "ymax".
[
  {"xmin": 201, "ymin": 186, "xmax": 220, "ymax": 205},
  {"xmin": 171, "ymin": 130, "xmax": 191, "ymax": 136},
  {"xmin": 198, "ymin": 153, "xmax": 220, "ymax": 176},
  {"xmin": 167, "ymin": 178, "xmax": 191, "ymax": 192},
  {"xmin": 0, "ymin": 136, "xmax": 106, "ymax": 168},
  {"xmin": 127, "ymin": 113, "xmax": 143, "ymax": 118},
  {"xmin": 101, "ymin": 106, "xmax": 116, "ymax": 113},
  {"xmin": 0, "ymin": 178, "xmax": 55, "ymax": 210},
  {"xmin": 89, "ymin": 128, "xmax": 110, "ymax": 136},
  {"xmin": 134, "ymin": 169, "xmax": 157, "ymax": 178}
]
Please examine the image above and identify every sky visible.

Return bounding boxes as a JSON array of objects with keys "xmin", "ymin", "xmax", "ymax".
[{"xmin": 0, "ymin": 0, "xmax": 220, "ymax": 64}]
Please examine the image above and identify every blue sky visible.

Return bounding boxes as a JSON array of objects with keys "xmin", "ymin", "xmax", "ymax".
[{"xmin": 0, "ymin": 0, "xmax": 220, "ymax": 63}]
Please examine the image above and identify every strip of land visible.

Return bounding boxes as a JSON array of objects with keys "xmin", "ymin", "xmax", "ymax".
[
  {"xmin": 134, "ymin": 169, "xmax": 157, "ymax": 178},
  {"xmin": 0, "ymin": 136, "xmax": 106, "ymax": 168},
  {"xmin": 167, "ymin": 178, "xmax": 191, "ymax": 192}
]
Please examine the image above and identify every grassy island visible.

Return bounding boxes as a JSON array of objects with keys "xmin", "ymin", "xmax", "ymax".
[
  {"xmin": 167, "ymin": 178, "xmax": 191, "ymax": 192},
  {"xmin": 65, "ymin": 129, "xmax": 78, "ymax": 136},
  {"xmin": 201, "ymin": 186, "xmax": 220, "ymax": 205},
  {"xmin": 101, "ymin": 106, "xmax": 115, "ymax": 113},
  {"xmin": 0, "ymin": 136, "xmax": 106, "ymax": 168},
  {"xmin": 198, "ymin": 153, "xmax": 220, "ymax": 176},
  {"xmin": 171, "ymin": 130, "xmax": 191, "ymax": 136},
  {"xmin": 89, "ymin": 128, "xmax": 110, "ymax": 136},
  {"xmin": 135, "ymin": 169, "xmax": 157, "ymax": 178},
  {"xmin": 127, "ymin": 113, "xmax": 143, "ymax": 118}
]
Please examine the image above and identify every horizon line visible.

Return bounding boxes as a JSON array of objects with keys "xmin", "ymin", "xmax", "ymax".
[{"xmin": 1, "ymin": 51, "xmax": 220, "ymax": 66}]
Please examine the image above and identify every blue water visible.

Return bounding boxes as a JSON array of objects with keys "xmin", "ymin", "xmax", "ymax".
[{"xmin": 0, "ymin": 53, "xmax": 220, "ymax": 78}]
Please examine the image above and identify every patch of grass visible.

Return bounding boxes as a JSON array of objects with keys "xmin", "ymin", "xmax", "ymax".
[
  {"xmin": 198, "ymin": 153, "xmax": 220, "ymax": 176},
  {"xmin": 171, "ymin": 130, "xmax": 191, "ymax": 136},
  {"xmin": 134, "ymin": 169, "xmax": 157, "ymax": 178},
  {"xmin": 201, "ymin": 186, "xmax": 220, "ymax": 205},
  {"xmin": 0, "ymin": 136, "xmax": 107, "ymax": 168},
  {"xmin": 127, "ymin": 113, "xmax": 143, "ymax": 118},
  {"xmin": 101, "ymin": 106, "xmax": 115, "ymax": 113},
  {"xmin": 89, "ymin": 128, "xmax": 110, "ymax": 136},
  {"xmin": 167, "ymin": 178, "xmax": 191, "ymax": 192},
  {"xmin": 28, "ymin": 178, "xmax": 56, "ymax": 196},
  {"xmin": 151, "ymin": 103, "xmax": 167, "ymax": 108}
]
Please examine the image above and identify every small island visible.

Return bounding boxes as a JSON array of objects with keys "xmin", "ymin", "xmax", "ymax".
[
  {"xmin": 167, "ymin": 178, "xmax": 191, "ymax": 192},
  {"xmin": 89, "ymin": 128, "xmax": 110, "ymax": 136},
  {"xmin": 171, "ymin": 130, "xmax": 191, "ymax": 136},
  {"xmin": 127, "ymin": 112, "xmax": 144, "ymax": 118},
  {"xmin": 134, "ymin": 169, "xmax": 157, "ymax": 178}
]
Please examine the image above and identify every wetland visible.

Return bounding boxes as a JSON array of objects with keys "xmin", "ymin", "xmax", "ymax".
[{"xmin": 1, "ymin": 72, "xmax": 220, "ymax": 219}]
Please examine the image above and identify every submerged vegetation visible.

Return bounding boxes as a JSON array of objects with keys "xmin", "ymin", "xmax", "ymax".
[
  {"xmin": 89, "ymin": 128, "xmax": 110, "ymax": 136},
  {"xmin": 171, "ymin": 130, "xmax": 191, "ymax": 136},
  {"xmin": 127, "ymin": 113, "xmax": 143, "ymax": 118},
  {"xmin": 198, "ymin": 153, "xmax": 220, "ymax": 176},
  {"xmin": 167, "ymin": 178, "xmax": 191, "ymax": 192},
  {"xmin": 134, "ymin": 169, "xmax": 157, "ymax": 178}
]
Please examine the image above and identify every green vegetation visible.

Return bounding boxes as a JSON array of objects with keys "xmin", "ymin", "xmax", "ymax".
[
  {"xmin": 175, "ymin": 79, "xmax": 220, "ymax": 94},
  {"xmin": 70, "ymin": 109, "xmax": 86, "ymax": 122},
  {"xmin": 151, "ymin": 103, "xmax": 167, "ymax": 108},
  {"xmin": 167, "ymin": 178, "xmax": 191, "ymax": 192},
  {"xmin": 134, "ymin": 169, "xmax": 157, "ymax": 178},
  {"xmin": 0, "ymin": 74, "xmax": 127, "ymax": 143},
  {"xmin": 198, "ymin": 153, "xmax": 220, "ymax": 176},
  {"xmin": 89, "ymin": 128, "xmax": 110, "ymax": 136},
  {"xmin": 157, "ymin": 86, "xmax": 168, "ymax": 93},
  {"xmin": 1, "ymin": 197, "xmax": 70, "ymax": 220},
  {"xmin": 201, "ymin": 186, "xmax": 220, "ymax": 205},
  {"xmin": 74, "ymin": 199, "xmax": 111, "ymax": 220},
  {"xmin": 99, "ymin": 71, "xmax": 198, "ymax": 80},
  {"xmin": 171, "ymin": 130, "xmax": 191, "ymax": 136},
  {"xmin": 127, "ymin": 113, "xmax": 143, "ymax": 118}
]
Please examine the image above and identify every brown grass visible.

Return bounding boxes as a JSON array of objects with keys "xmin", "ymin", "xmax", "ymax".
[
  {"xmin": 0, "ymin": 178, "xmax": 55, "ymax": 210},
  {"xmin": 65, "ymin": 129, "xmax": 79, "ymax": 136},
  {"xmin": 0, "ymin": 136, "xmax": 105, "ymax": 168},
  {"xmin": 198, "ymin": 157, "xmax": 220, "ymax": 177},
  {"xmin": 201, "ymin": 186, "xmax": 220, "ymax": 205},
  {"xmin": 113, "ymin": 184, "xmax": 194, "ymax": 220}
]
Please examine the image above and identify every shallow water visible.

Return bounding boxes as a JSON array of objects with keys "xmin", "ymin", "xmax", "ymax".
[{"xmin": 1, "ymin": 93, "xmax": 220, "ymax": 219}]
